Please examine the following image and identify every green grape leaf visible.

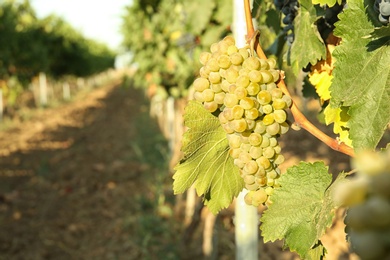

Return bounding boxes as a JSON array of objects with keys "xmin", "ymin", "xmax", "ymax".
[
  {"xmin": 260, "ymin": 162, "xmax": 338, "ymax": 259},
  {"xmin": 289, "ymin": 0, "xmax": 326, "ymax": 75},
  {"xmin": 305, "ymin": 241, "xmax": 327, "ymax": 260},
  {"xmin": 185, "ymin": 0, "xmax": 215, "ymax": 35},
  {"xmin": 200, "ymin": 25, "xmax": 228, "ymax": 48},
  {"xmin": 311, "ymin": 0, "xmax": 342, "ymax": 7},
  {"xmin": 214, "ymin": 0, "xmax": 233, "ymax": 25},
  {"xmin": 330, "ymin": 0, "xmax": 390, "ymax": 149},
  {"xmin": 173, "ymin": 101, "xmax": 244, "ymax": 214}
]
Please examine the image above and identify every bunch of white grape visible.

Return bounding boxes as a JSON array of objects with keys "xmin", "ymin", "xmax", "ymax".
[
  {"xmin": 193, "ymin": 36, "xmax": 292, "ymax": 207},
  {"xmin": 333, "ymin": 149, "xmax": 390, "ymax": 260}
]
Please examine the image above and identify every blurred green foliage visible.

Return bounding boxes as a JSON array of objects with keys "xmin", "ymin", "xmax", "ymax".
[
  {"xmin": 0, "ymin": 0, "xmax": 116, "ymax": 82},
  {"xmin": 121, "ymin": 0, "xmax": 233, "ymax": 98}
]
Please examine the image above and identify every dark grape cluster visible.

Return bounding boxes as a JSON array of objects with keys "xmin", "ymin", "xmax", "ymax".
[
  {"xmin": 316, "ymin": 3, "xmax": 346, "ymax": 41},
  {"xmin": 334, "ymin": 150, "xmax": 390, "ymax": 260},
  {"xmin": 273, "ymin": 0, "xmax": 299, "ymax": 45},
  {"xmin": 193, "ymin": 36, "xmax": 291, "ymax": 207},
  {"xmin": 375, "ymin": 0, "xmax": 390, "ymax": 25}
]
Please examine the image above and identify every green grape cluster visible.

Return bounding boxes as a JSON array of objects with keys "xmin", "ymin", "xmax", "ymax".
[
  {"xmin": 193, "ymin": 36, "xmax": 292, "ymax": 207},
  {"xmin": 334, "ymin": 149, "xmax": 390, "ymax": 260}
]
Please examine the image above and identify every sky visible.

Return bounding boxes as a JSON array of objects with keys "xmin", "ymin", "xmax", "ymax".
[{"xmin": 31, "ymin": 0, "xmax": 132, "ymax": 50}]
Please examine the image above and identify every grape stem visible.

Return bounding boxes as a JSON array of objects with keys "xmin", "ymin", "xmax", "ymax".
[{"xmin": 243, "ymin": 0, "xmax": 355, "ymax": 157}]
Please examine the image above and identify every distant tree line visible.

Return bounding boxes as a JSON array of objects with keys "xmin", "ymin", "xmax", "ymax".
[{"xmin": 0, "ymin": 0, "xmax": 116, "ymax": 84}]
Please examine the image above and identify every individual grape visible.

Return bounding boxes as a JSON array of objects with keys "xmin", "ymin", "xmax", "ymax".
[
  {"xmin": 257, "ymin": 90, "xmax": 272, "ymax": 105},
  {"xmin": 240, "ymin": 143, "xmax": 251, "ymax": 153},
  {"xmin": 199, "ymin": 52, "xmax": 212, "ymax": 65},
  {"xmin": 251, "ymin": 189, "xmax": 268, "ymax": 206},
  {"xmin": 274, "ymin": 154, "xmax": 285, "ymax": 165},
  {"xmin": 239, "ymin": 68, "xmax": 250, "ymax": 77},
  {"xmin": 210, "ymin": 42, "xmax": 219, "ymax": 53},
  {"xmin": 193, "ymin": 91, "xmax": 204, "ymax": 102},
  {"xmin": 249, "ymin": 146, "xmax": 263, "ymax": 159},
  {"xmin": 218, "ymin": 111, "xmax": 228, "ymax": 124},
  {"xmin": 230, "ymin": 52, "xmax": 244, "ymax": 65},
  {"xmin": 214, "ymin": 92, "xmax": 225, "ymax": 104},
  {"xmin": 263, "ymin": 146, "xmax": 275, "ymax": 159},
  {"xmin": 263, "ymin": 113, "xmax": 275, "ymax": 125},
  {"xmin": 256, "ymin": 156, "xmax": 271, "ymax": 169},
  {"xmin": 254, "ymin": 120, "xmax": 266, "ymax": 134},
  {"xmin": 244, "ymin": 160, "xmax": 259, "ymax": 174},
  {"xmin": 238, "ymin": 48, "xmax": 249, "ymax": 59},
  {"xmin": 270, "ymin": 70, "xmax": 280, "ymax": 82},
  {"xmin": 239, "ymin": 97, "xmax": 255, "ymax": 109},
  {"xmin": 260, "ymin": 135, "xmax": 270, "ymax": 148},
  {"xmin": 208, "ymin": 72, "xmax": 221, "ymax": 84},
  {"xmin": 282, "ymin": 94, "xmax": 292, "ymax": 107},
  {"xmin": 249, "ymin": 70, "xmax": 263, "ymax": 83},
  {"xmin": 228, "ymin": 134, "xmax": 242, "ymax": 149},
  {"xmin": 227, "ymin": 45, "xmax": 238, "ymax": 55},
  {"xmin": 245, "ymin": 182, "xmax": 260, "ymax": 191},
  {"xmin": 210, "ymin": 83, "xmax": 222, "ymax": 93},
  {"xmin": 262, "ymin": 104, "xmax": 273, "ymax": 114},
  {"xmin": 218, "ymin": 41, "xmax": 230, "ymax": 54},
  {"xmin": 274, "ymin": 110, "xmax": 287, "ymax": 123},
  {"xmin": 260, "ymin": 71, "xmax": 274, "ymax": 83},
  {"xmin": 222, "ymin": 123, "xmax": 234, "ymax": 134},
  {"xmin": 220, "ymin": 79, "xmax": 230, "ymax": 92},
  {"xmin": 271, "ymin": 88, "xmax": 283, "ymax": 99},
  {"xmin": 217, "ymin": 54, "xmax": 231, "ymax": 69},
  {"xmin": 247, "ymin": 82, "xmax": 260, "ymax": 96},
  {"xmin": 245, "ymin": 108, "xmax": 259, "ymax": 120},
  {"xmin": 238, "ymin": 150, "xmax": 252, "ymax": 163},
  {"xmin": 203, "ymin": 101, "xmax": 218, "ymax": 112},
  {"xmin": 230, "ymin": 105, "xmax": 244, "ymax": 120},
  {"xmin": 244, "ymin": 174, "xmax": 256, "ymax": 184},
  {"xmin": 245, "ymin": 119, "xmax": 256, "ymax": 130},
  {"xmin": 224, "ymin": 93, "xmax": 239, "ymax": 107},
  {"xmin": 193, "ymin": 77, "xmax": 210, "ymax": 91},
  {"xmin": 228, "ymin": 84, "xmax": 237, "ymax": 94},
  {"xmin": 248, "ymin": 133, "xmax": 263, "ymax": 146},
  {"xmin": 206, "ymin": 57, "xmax": 220, "ymax": 72},
  {"xmin": 222, "ymin": 35, "xmax": 235, "ymax": 45},
  {"xmin": 267, "ymin": 58, "xmax": 277, "ymax": 69},
  {"xmin": 231, "ymin": 118, "xmax": 247, "ymax": 132},
  {"xmin": 234, "ymin": 86, "xmax": 248, "ymax": 99},
  {"xmin": 225, "ymin": 67, "xmax": 239, "ymax": 83},
  {"xmin": 267, "ymin": 169, "xmax": 278, "ymax": 179},
  {"xmin": 243, "ymin": 56, "xmax": 261, "ymax": 70},
  {"xmin": 266, "ymin": 177, "xmax": 275, "ymax": 187},
  {"xmin": 234, "ymin": 158, "xmax": 245, "ymax": 168},
  {"xmin": 272, "ymin": 98, "xmax": 287, "ymax": 110},
  {"xmin": 202, "ymin": 89, "xmax": 215, "ymax": 102},
  {"xmin": 236, "ymin": 75, "xmax": 250, "ymax": 88},
  {"xmin": 256, "ymin": 176, "xmax": 267, "ymax": 186},
  {"xmin": 269, "ymin": 137, "xmax": 278, "ymax": 147},
  {"xmin": 279, "ymin": 121, "xmax": 290, "ymax": 134},
  {"xmin": 259, "ymin": 59, "xmax": 270, "ymax": 70},
  {"xmin": 199, "ymin": 66, "xmax": 211, "ymax": 78}
]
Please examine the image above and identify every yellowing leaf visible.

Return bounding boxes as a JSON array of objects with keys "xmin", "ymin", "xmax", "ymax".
[
  {"xmin": 324, "ymin": 105, "xmax": 352, "ymax": 146},
  {"xmin": 308, "ymin": 71, "xmax": 332, "ymax": 101}
]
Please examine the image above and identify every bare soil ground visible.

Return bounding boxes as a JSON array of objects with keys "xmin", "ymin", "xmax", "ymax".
[{"xmin": 0, "ymin": 80, "xmax": 358, "ymax": 260}]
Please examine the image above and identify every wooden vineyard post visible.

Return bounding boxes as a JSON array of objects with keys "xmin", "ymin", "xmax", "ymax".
[
  {"xmin": 233, "ymin": 0, "xmax": 259, "ymax": 259},
  {"xmin": 63, "ymin": 82, "xmax": 71, "ymax": 101},
  {"xmin": 0, "ymin": 88, "xmax": 3, "ymax": 122},
  {"xmin": 39, "ymin": 72, "xmax": 48, "ymax": 106}
]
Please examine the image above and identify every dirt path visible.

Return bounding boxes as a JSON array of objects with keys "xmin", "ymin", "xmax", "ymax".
[
  {"xmin": 0, "ymin": 82, "xmax": 179, "ymax": 259},
  {"xmin": 0, "ymin": 80, "xmax": 356, "ymax": 260}
]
